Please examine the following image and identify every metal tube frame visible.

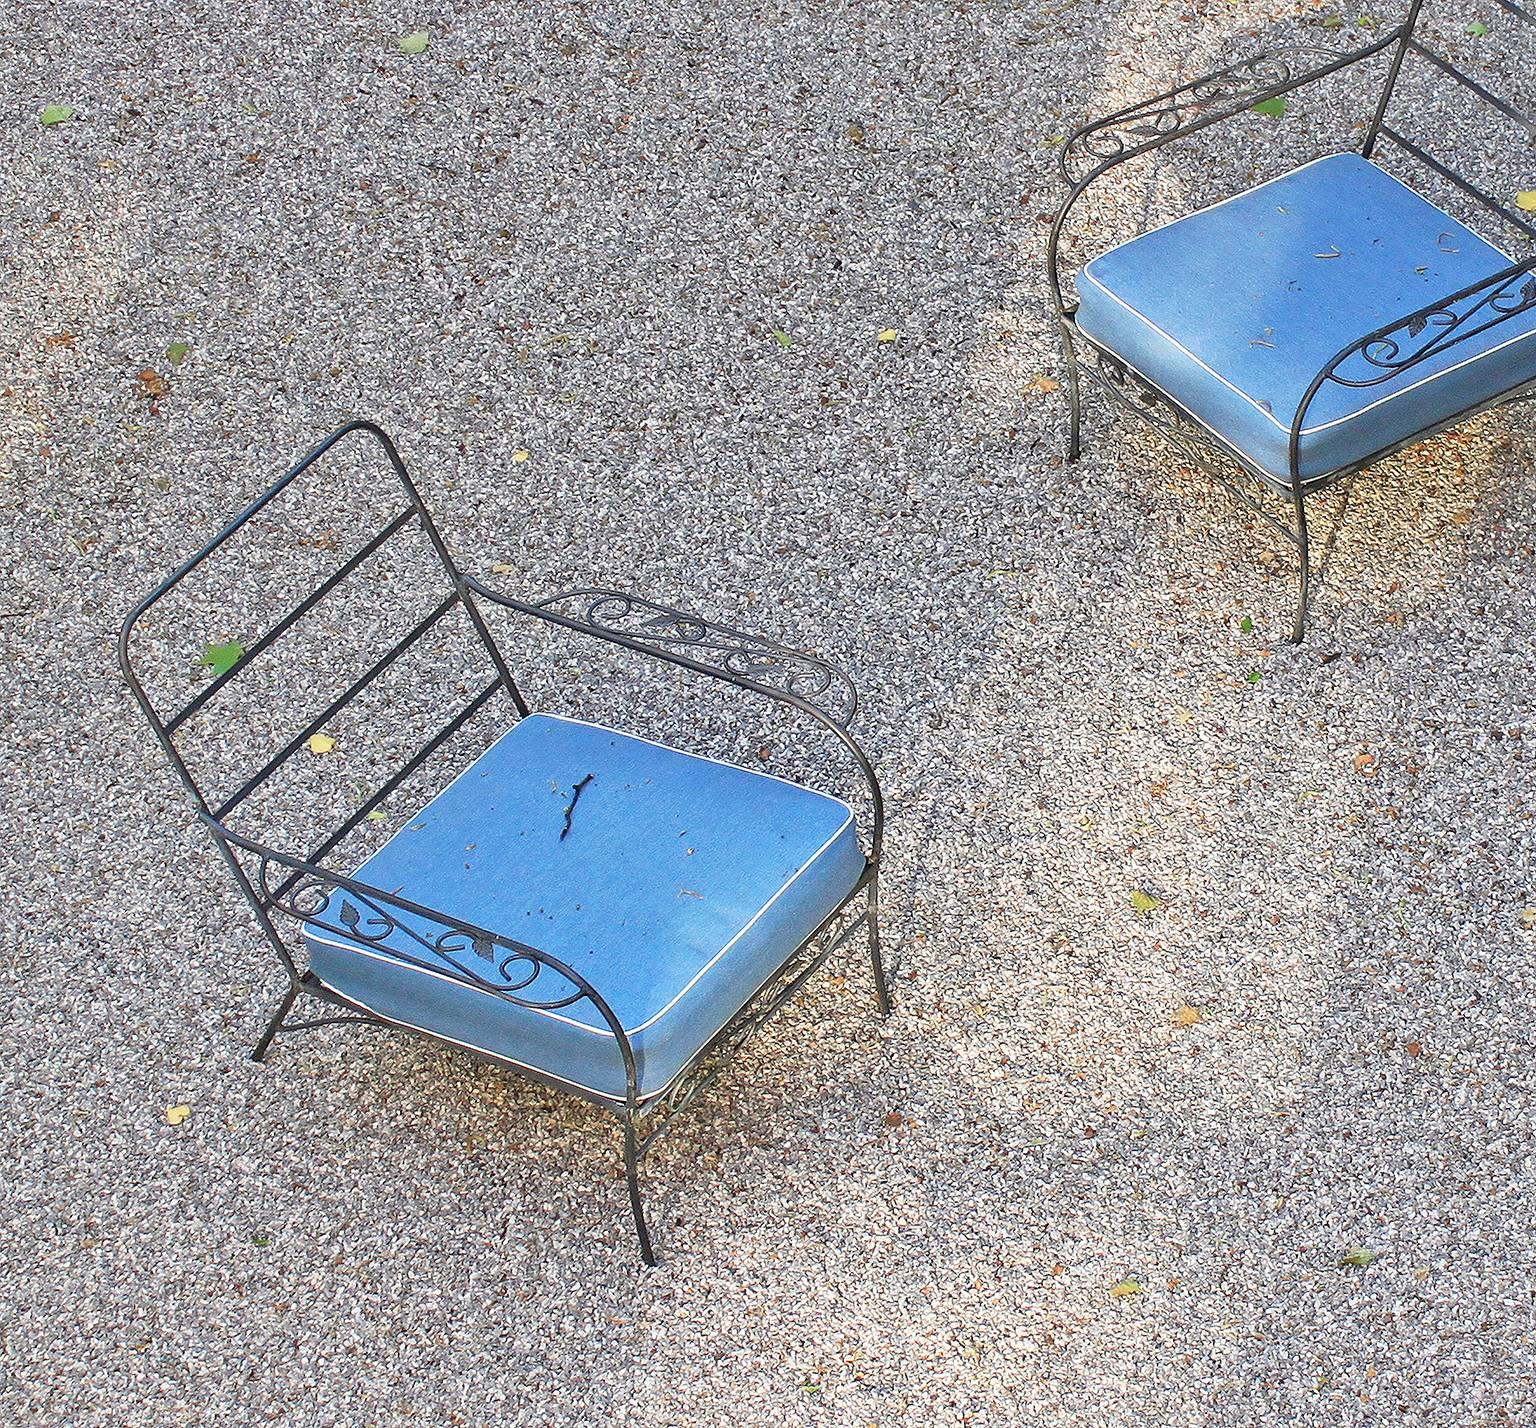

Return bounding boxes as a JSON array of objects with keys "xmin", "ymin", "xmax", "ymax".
[
  {"xmin": 1046, "ymin": 0, "xmax": 1536, "ymax": 640},
  {"xmin": 118, "ymin": 420, "xmax": 889, "ymax": 1265}
]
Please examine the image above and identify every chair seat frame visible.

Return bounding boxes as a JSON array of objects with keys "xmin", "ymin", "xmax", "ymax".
[
  {"xmin": 1046, "ymin": 1, "xmax": 1536, "ymax": 640},
  {"xmin": 119, "ymin": 421, "xmax": 890, "ymax": 1266}
]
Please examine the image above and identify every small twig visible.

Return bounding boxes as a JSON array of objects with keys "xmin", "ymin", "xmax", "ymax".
[{"xmin": 560, "ymin": 773, "xmax": 594, "ymax": 841}]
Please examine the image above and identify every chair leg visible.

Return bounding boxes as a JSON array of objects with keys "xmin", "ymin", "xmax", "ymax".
[
  {"xmin": 251, "ymin": 982, "xmax": 299, "ymax": 1063},
  {"xmin": 623, "ymin": 1118, "xmax": 656, "ymax": 1267},
  {"xmin": 1059, "ymin": 320, "xmax": 1083, "ymax": 463},
  {"xmin": 1291, "ymin": 487, "xmax": 1312, "ymax": 644},
  {"xmin": 866, "ymin": 884, "xmax": 892, "ymax": 1018}
]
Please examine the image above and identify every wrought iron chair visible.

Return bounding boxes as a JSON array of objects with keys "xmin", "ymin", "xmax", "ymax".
[
  {"xmin": 1048, "ymin": 0, "xmax": 1536, "ymax": 639},
  {"xmin": 119, "ymin": 420, "xmax": 889, "ymax": 1265}
]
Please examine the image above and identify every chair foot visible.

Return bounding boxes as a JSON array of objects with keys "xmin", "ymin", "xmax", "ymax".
[
  {"xmin": 867, "ymin": 888, "xmax": 891, "ymax": 1018},
  {"xmin": 623, "ymin": 1120, "xmax": 656, "ymax": 1267},
  {"xmin": 1059, "ymin": 322, "xmax": 1084, "ymax": 463},
  {"xmin": 251, "ymin": 983, "xmax": 299, "ymax": 1063},
  {"xmin": 1290, "ymin": 490, "xmax": 1311, "ymax": 644}
]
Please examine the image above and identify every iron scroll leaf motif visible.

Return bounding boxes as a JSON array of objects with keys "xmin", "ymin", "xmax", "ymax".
[
  {"xmin": 1061, "ymin": 47, "xmax": 1340, "ymax": 183},
  {"xmin": 1330, "ymin": 264, "xmax": 1536, "ymax": 388},
  {"xmin": 257, "ymin": 857, "xmax": 590, "ymax": 1012},
  {"xmin": 535, "ymin": 589, "xmax": 859, "ymax": 727}
]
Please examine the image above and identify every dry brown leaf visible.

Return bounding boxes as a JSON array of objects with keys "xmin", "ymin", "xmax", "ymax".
[
  {"xmin": 1026, "ymin": 374, "xmax": 1061, "ymax": 394},
  {"xmin": 137, "ymin": 367, "xmax": 170, "ymax": 399},
  {"xmin": 1172, "ymin": 1005, "xmax": 1202, "ymax": 1028}
]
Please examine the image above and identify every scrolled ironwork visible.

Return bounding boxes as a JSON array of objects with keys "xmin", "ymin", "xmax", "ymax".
[
  {"xmin": 255, "ymin": 855, "xmax": 592, "ymax": 1014},
  {"xmin": 535, "ymin": 588, "xmax": 859, "ymax": 727},
  {"xmin": 1324, "ymin": 261, "xmax": 1536, "ymax": 388},
  {"xmin": 1061, "ymin": 46, "xmax": 1341, "ymax": 183}
]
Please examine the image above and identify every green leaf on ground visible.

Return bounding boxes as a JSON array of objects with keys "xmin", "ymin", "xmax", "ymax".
[
  {"xmin": 198, "ymin": 640, "xmax": 243, "ymax": 676},
  {"xmin": 40, "ymin": 104, "xmax": 75, "ymax": 126},
  {"xmin": 1246, "ymin": 670, "xmax": 1263, "ymax": 684},
  {"xmin": 1239, "ymin": 615, "xmax": 1255, "ymax": 634},
  {"xmin": 1130, "ymin": 889, "xmax": 1163, "ymax": 915},
  {"xmin": 398, "ymin": 30, "xmax": 430, "ymax": 54},
  {"xmin": 165, "ymin": 341, "xmax": 190, "ymax": 366},
  {"xmin": 365, "ymin": 809, "xmax": 388, "ymax": 823},
  {"xmin": 772, "ymin": 328, "xmax": 793, "ymax": 347},
  {"xmin": 1341, "ymin": 1246, "xmax": 1380, "ymax": 1267},
  {"xmin": 1467, "ymin": 19, "xmax": 1490, "ymax": 34},
  {"xmin": 1252, "ymin": 97, "xmax": 1287, "ymax": 117},
  {"xmin": 1109, "ymin": 1279, "xmax": 1143, "ymax": 1297}
]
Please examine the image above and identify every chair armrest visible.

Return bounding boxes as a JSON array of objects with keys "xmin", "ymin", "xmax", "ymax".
[
  {"xmin": 1048, "ymin": 38, "xmax": 1394, "ymax": 313},
  {"xmin": 463, "ymin": 578, "xmax": 883, "ymax": 865},
  {"xmin": 1288, "ymin": 257, "xmax": 1536, "ymax": 477},
  {"xmin": 217, "ymin": 823, "xmax": 645, "ymax": 1105}
]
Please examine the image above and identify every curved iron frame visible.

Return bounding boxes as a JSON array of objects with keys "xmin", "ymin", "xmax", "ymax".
[
  {"xmin": 1046, "ymin": 0, "xmax": 1536, "ymax": 640},
  {"xmin": 118, "ymin": 419, "xmax": 889, "ymax": 1265}
]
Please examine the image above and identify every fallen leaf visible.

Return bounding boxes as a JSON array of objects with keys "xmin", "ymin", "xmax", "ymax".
[
  {"xmin": 512, "ymin": 448, "xmax": 530, "ymax": 463},
  {"xmin": 1403, "ymin": 1040, "xmax": 1422, "ymax": 1057},
  {"xmin": 1172, "ymin": 1005, "xmax": 1202, "ymax": 1027},
  {"xmin": 884, "ymin": 1110, "xmax": 905, "ymax": 1127},
  {"xmin": 772, "ymin": 328, "xmax": 793, "ymax": 347},
  {"xmin": 165, "ymin": 341, "xmax": 190, "ymax": 366},
  {"xmin": 45, "ymin": 331, "xmax": 76, "ymax": 349},
  {"xmin": 365, "ymin": 809, "xmax": 388, "ymax": 823},
  {"xmin": 1341, "ymin": 1247, "xmax": 1380, "ymax": 1267},
  {"xmin": 1026, "ymin": 374, "xmax": 1061, "ymax": 394},
  {"xmin": 1352, "ymin": 750, "xmax": 1378, "ymax": 777},
  {"xmin": 1130, "ymin": 888, "xmax": 1163, "ymax": 914},
  {"xmin": 1467, "ymin": 19, "xmax": 1490, "ymax": 34},
  {"xmin": 306, "ymin": 732, "xmax": 337, "ymax": 755},
  {"xmin": 1109, "ymin": 1279, "xmax": 1143, "ymax": 1297},
  {"xmin": 1251, "ymin": 97, "xmax": 1287, "ymax": 117},
  {"xmin": 398, "ymin": 29, "xmax": 430, "ymax": 54},
  {"xmin": 1245, "ymin": 670, "xmax": 1262, "ymax": 684},
  {"xmin": 137, "ymin": 367, "xmax": 170, "ymax": 399},
  {"xmin": 491, "ymin": 561, "xmax": 515, "ymax": 575},
  {"xmin": 40, "ymin": 104, "xmax": 75, "ymax": 126},
  {"xmin": 198, "ymin": 640, "xmax": 244, "ymax": 676},
  {"xmin": 165, "ymin": 1103, "xmax": 191, "ymax": 1126},
  {"xmin": 1520, "ymin": 907, "xmax": 1536, "ymax": 930},
  {"xmin": 1042, "ymin": 134, "xmax": 1067, "ymax": 147},
  {"xmin": 876, "ymin": 328, "xmax": 900, "ymax": 343},
  {"xmin": 1517, "ymin": 191, "xmax": 1536, "ymax": 213},
  {"xmin": 1239, "ymin": 615, "xmax": 1254, "ymax": 634},
  {"xmin": 846, "ymin": 121, "xmax": 866, "ymax": 145}
]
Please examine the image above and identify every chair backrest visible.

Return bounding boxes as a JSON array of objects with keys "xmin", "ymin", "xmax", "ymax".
[
  {"xmin": 1366, "ymin": 0, "xmax": 1536, "ymax": 238},
  {"xmin": 118, "ymin": 421, "xmax": 527, "ymax": 877}
]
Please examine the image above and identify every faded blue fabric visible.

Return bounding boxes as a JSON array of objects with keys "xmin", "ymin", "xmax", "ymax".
[
  {"xmin": 1076, "ymin": 154, "xmax": 1536, "ymax": 483},
  {"xmin": 302, "ymin": 714, "xmax": 864, "ymax": 1100}
]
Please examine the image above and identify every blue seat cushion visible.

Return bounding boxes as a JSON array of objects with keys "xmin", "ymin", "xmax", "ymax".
[
  {"xmin": 301, "ymin": 714, "xmax": 864, "ymax": 1102},
  {"xmin": 1075, "ymin": 153, "xmax": 1536, "ymax": 484}
]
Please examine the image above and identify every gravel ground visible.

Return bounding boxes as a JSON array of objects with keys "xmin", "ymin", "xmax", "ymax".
[{"xmin": 5, "ymin": 0, "xmax": 1536, "ymax": 1424}]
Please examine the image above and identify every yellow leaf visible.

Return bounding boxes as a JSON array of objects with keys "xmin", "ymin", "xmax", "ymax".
[
  {"xmin": 1109, "ymin": 1279, "xmax": 1143, "ymax": 1297},
  {"xmin": 1172, "ymin": 1005, "xmax": 1202, "ymax": 1027},
  {"xmin": 1517, "ymin": 191, "xmax": 1536, "ymax": 212},
  {"xmin": 166, "ymin": 1103, "xmax": 191, "ymax": 1126},
  {"xmin": 306, "ymin": 732, "xmax": 336, "ymax": 755},
  {"xmin": 1026, "ymin": 374, "xmax": 1061, "ymax": 394},
  {"xmin": 876, "ymin": 328, "xmax": 900, "ymax": 343},
  {"xmin": 1520, "ymin": 907, "xmax": 1536, "ymax": 930},
  {"xmin": 491, "ymin": 561, "xmax": 515, "ymax": 575},
  {"xmin": 1130, "ymin": 888, "xmax": 1162, "ymax": 914},
  {"xmin": 512, "ymin": 448, "xmax": 530, "ymax": 462}
]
